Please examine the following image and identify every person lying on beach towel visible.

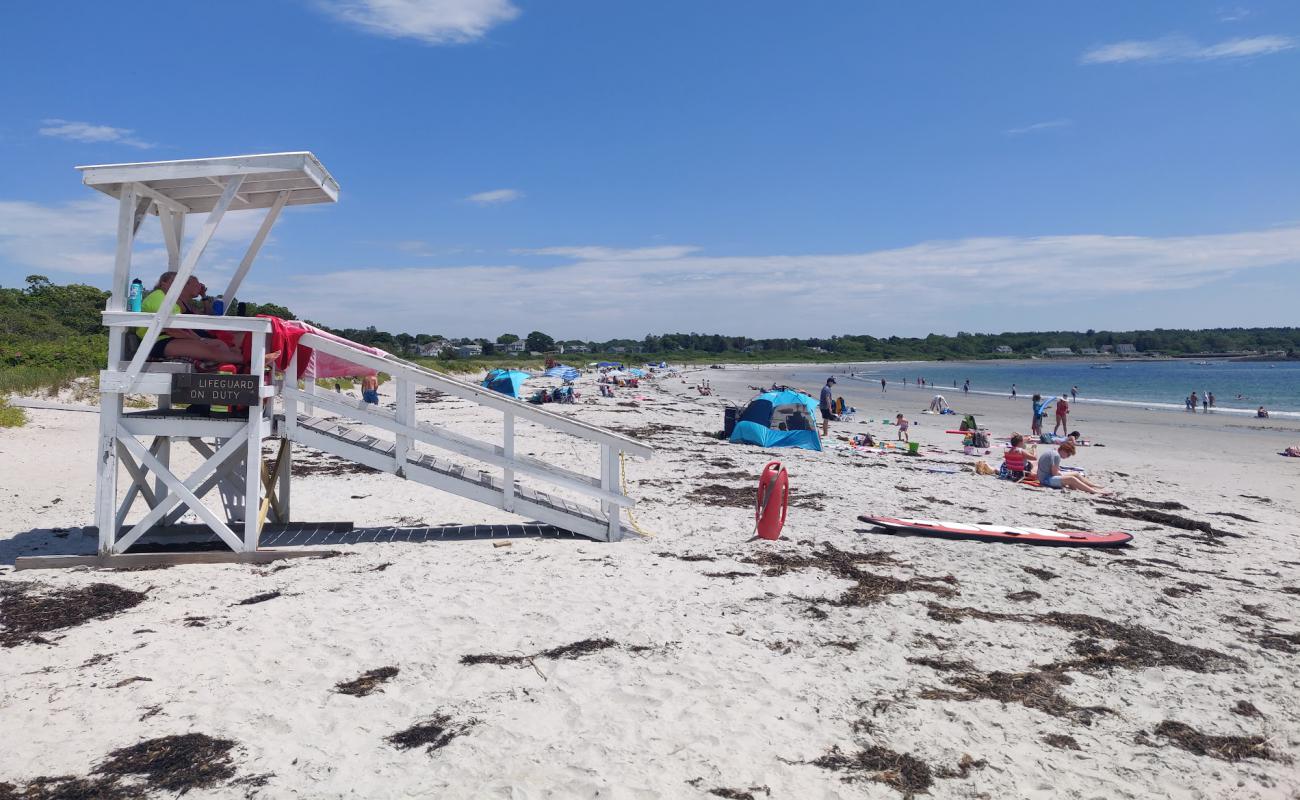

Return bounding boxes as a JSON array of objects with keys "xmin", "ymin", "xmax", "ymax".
[{"xmin": 1037, "ymin": 442, "xmax": 1110, "ymax": 495}]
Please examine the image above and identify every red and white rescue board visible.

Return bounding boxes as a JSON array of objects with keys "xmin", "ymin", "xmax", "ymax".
[{"xmin": 857, "ymin": 515, "xmax": 1132, "ymax": 547}]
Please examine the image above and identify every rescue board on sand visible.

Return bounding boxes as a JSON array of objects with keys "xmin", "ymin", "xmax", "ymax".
[{"xmin": 857, "ymin": 515, "xmax": 1132, "ymax": 547}]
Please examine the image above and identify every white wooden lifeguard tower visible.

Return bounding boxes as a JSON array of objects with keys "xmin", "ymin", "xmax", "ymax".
[{"xmin": 56, "ymin": 152, "xmax": 651, "ymax": 567}]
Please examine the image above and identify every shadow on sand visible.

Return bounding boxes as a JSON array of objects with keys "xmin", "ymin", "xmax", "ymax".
[{"xmin": 0, "ymin": 522, "xmax": 589, "ymax": 566}]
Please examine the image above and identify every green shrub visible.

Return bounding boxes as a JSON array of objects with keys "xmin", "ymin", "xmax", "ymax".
[{"xmin": 0, "ymin": 398, "xmax": 26, "ymax": 428}]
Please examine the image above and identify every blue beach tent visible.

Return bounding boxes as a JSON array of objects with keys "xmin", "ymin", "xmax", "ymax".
[
  {"xmin": 483, "ymin": 368, "xmax": 531, "ymax": 398},
  {"xmin": 729, "ymin": 389, "xmax": 823, "ymax": 451}
]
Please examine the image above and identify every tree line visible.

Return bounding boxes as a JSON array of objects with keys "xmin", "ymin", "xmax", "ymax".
[{"xmin": 2, "ymin": 276, "xmax": 1297, "ymax": 375}]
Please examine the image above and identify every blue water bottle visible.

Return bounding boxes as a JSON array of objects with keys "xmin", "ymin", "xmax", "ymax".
[
  {"xmin": 127, "ymin": 278, "xmax": 144, "ymax": 312},
  {"xmin": 212, "ymin": 294, "xmax": 225, "ymax": 316}
]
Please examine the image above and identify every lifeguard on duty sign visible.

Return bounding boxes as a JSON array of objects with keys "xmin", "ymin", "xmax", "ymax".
[{"xmin": 171, "ymin": 373, "xmax": 260, "ymax": 406}]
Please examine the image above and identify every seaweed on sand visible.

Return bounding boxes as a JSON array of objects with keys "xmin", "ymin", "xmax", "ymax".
[
  {"xmin": 233, "ymin": 591, "xmax": 281, "ymax": 606},
  {"xmin": 918, "ymin": 604, "xmax": 1240, "ymax": 722},
  {"xmin": 742, "ymin": 543, "xmax": 958, "ymax": 607},
  {"xmin": 1153, "ymin": 720, "xmax": 1277, "ymax": 762},
  {"xmin": 920, "ymin": 668, "xmax": 1113, "ymax": 724},
  {"xmin": 0, "ymin": 581, "xmax": 147, "ymax": 647},
  {"xmin": 1095, "ymin": 505, "xmax": 1241, "ymax": 544},
  {"xmin": 460, "ymin": 637, "xmax": 622, "ymax": 667},
  {"xmin": 386, "ymin": 713, "xmax": 478, "ymax": 754},
  {"xmin": 1022, "ymin": 566, "xmax": 1058, "ymax": 582},
  {"xmin": 810, "ymin": 746, "xmax": 985, "ymax": 800},
  {"xmin": 94, "ymin": 733, "xmax": 238, "ymax": 793},
  {"xmin": 335, "ymin": 666, "xmax": 399, "ymax": 697},
  {"xmin": 1044, "ymin": 734, "xmax": 1081, "ymax": 750},
  {"xmin": 687, "ymin": 484, "xmax": 752, "ymax": 508}
]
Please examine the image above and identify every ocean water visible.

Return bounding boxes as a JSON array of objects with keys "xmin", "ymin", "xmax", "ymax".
[{"xmin": 798, "ymin": 360, "xmax": 1300, "ymax": 418}]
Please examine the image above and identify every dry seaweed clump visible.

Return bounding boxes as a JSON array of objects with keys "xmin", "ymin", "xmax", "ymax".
[
  {"xmin": 94, "ymin": 733, "xmax": 237, "ymax": 793},
  {"xmin": 0, "ymin": 581, "xmax": 147, "ymax": 647},
  {"xmin": 742, "ymin": 543, "xmax": 958, "ymax": 607},
  {"xmin": 811, "ymin": 745, "xmax": 985, "ymax": 799},
  {"xmin": 387, "ymin": 713, "xmax": 478, "ymax": 755},
  {"xmin": 1153, "ymin": 720, "xmax": 1277, "ymax": 762},
  {"xmin": 461, "ymin": 637, "xmax": 622, "ymax": 666},
  {"xmin": 335, "ymin": 666, "xmax": 399, "ymax": 697},
  {"xmin": 3, "ymin": 733, "xmax": 244, "ymax": 799},
  {"xmin": 921, "ymin": 669, "xmax": 1113, "ymax": 724}
]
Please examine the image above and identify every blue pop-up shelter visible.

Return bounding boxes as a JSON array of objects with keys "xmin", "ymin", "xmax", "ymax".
[
  {"xmin": 482, "ymin": 368, "xmax": 531, "ymax": 398},
  {"xmin": 729, "ymin": 389, "xmax": 822, "ymax": 451}
]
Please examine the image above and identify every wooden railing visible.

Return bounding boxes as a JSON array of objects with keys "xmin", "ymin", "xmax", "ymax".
[{"xmin": 282, "ymin": 333, "xmax": 653, "ymax": 540}]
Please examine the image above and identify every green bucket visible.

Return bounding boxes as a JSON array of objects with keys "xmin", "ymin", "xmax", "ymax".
[{"xmin": 907, "ymin": 441, "xmax": 920, "ymax": 455}]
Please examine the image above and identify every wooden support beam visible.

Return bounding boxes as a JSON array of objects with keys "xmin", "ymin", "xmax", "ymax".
[
  {"xmin": 221, "ymin": 190, "xmax": 288, "ymax": 310},
  {"xmin": 123, "ymin": 174, "xmax": 244, "ymax": 390},
  {"xmin": 114, "ymin": 426, "xmax": 249, "ymax": 551},
  {"xmin": 502, "ymin": 412, "xmax": 515, "ymax": 512}
]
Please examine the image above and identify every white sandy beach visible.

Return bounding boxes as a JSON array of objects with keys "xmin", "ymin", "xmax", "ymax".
[{"xmin": 2, "ymin": 365, "xmax": 1299, "ymax": 799}]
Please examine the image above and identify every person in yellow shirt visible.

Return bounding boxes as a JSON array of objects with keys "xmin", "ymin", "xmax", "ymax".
[{"xmin": 136, "ymin": 272, "xmax": 248, "ymax": 365}]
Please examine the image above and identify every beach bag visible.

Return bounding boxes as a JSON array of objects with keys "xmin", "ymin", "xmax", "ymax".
[{"xmin": 970, "ymin": 431, "xmax": 990, "ymax": 448}]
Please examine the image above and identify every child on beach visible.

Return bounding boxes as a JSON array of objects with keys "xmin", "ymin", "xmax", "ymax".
[
  {"xmin": 1001, "ymin": 434, "xmax": 1035, "ymax": 481},
  {"xmin": 895, "ymin": 413, "xmax": 909, "ymax": 442}
]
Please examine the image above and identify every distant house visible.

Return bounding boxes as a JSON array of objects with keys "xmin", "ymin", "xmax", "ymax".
[
  {"xmin": 1043, "ymin": 347, "xmax": 1075, "ymax": 357},
  {"xmin": 994, "ymin": 345, "xmax": 1013, "ymax": 354},
  {"xmin": 416, "ymin": 339, "xmax": 448, "ymax": 357},
  {"xmin": 503, "ymin": 340, "xmax": 527, "ymax": 354},
  {"xmin": 454, "ymin": 343, "xmax": 483, "ymax": 358},
  {"xmin": 1099, "ymin": 345, "xmax": 1114, "ymax": 354},
  {"xmin": 1079, "ymin": 348, "xmax": 1099, "ymax": 356},
  {"xmin": 743, "ymin": 344, "xmax": 762, "ymax": 354},
  {"xmin": 1116, "ymin": 343, "xmax": 1137, "ymax": 355},
  {"xmin": 610, "ymin": 346, "xmax": 627, "ymax": 354},
  {"xmin": 560, "ymin": 343, "xmax": 588, "ymax": 354}
]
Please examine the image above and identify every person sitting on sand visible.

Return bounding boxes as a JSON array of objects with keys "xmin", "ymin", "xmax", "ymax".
[
  {"xmin": 895, "ymin": 413, "xmax": 909, "ymax": 442},
  {"xmin": 1257, "ymin": 406, "xmax": 1269, "ymax": 418},
  {"xmin": 137, "ymin": 272, "xmax": 251, "ymax": 366},
  {"xmin": 1001, "ymin": 434, "xmax": 1035, "ymax": 481},
  {"xmin": 1037, "ymin": 442, "xmax": 1109, "ymax": 494}
]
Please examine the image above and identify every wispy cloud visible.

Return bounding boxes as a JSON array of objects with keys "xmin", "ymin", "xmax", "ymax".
[
  {"xmin": 1082, "ymin": 34, "xmax": 1296, "ymax": 64},
  {"xmin": 7, "ymin": 194, "xmax": 1298, "ymax": 337},
  {"xmin": 262, "ymin": 227, "xmax": 1300, "ymax": 338},
  {"xmin": 314, "ymin": 0, "xmax": 520, "ymax": 45},
  {"xmin": 0, "ymin": 196, "xmax": 273, "ymax": 279},
  {"xmin": 1004, "ymin": 119, "xmax": 1073, "ymax": 136},
  {"xmin": 464, "ymin": 188, "xmax": 523, "ymax": 206},
  {"xmin": 38, "ymin": 119, "xmax": 154, "ymax": 149},
  {"xmin": 1218, "ymin": 7, "xmax": 1252, "ymax": 23},
  {"xmin": 515, "ymin": 245, "xmax": 701, "ymax": 261}
]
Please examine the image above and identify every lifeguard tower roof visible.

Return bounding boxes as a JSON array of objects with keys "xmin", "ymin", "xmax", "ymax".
[{"xmin": 76, "ymin": 151, "xmax": 339, "ymax": 214}]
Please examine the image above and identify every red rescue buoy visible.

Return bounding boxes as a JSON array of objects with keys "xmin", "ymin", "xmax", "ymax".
[{"xmin": 755, "ymin": 461, "xmax": 789, "ymax": 541}]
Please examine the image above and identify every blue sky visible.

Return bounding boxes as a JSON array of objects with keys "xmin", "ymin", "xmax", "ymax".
[{"xmin": 2, "ymin": 1, "xmax": 1298, "ymax": 339}]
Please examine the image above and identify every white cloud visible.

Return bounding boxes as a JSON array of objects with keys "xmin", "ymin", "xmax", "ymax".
[
  {"xmin": 315, "ymin": 0, "xmax": 520, "ymax": 44},
  {"xmin": 256, "ymin": 227, "xmax": 1300, "ymax": 339},
  {"xmin": 1004, "ymin": 119, "xmax": 1073, "ymax": 136},
  {"xmin": 1218, "ymin": 7, "xmax": 1252, "ymax": 22},
  {"xmin": 38, "ymin": 119, "xmax": 154, "ymax": 149},
  {"xmin": 0, "ymin": 195, "xmax": 274, "ymax": 282},
  {"xmin": 464, "ymin": 188, "xmax": 523, "ymax": 206},
  {"xmin": 1081, "ymin": 34, "xmax": 1296, "ymax": 64},
  {"xmin": 515, "ymin": 245, "xmax": 701, "ymax": 261}
]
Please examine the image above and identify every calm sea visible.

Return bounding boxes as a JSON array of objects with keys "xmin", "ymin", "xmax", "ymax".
[{"xmin": 794, "ymin": 360, "xmax": 1299, "ymax": 417}]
